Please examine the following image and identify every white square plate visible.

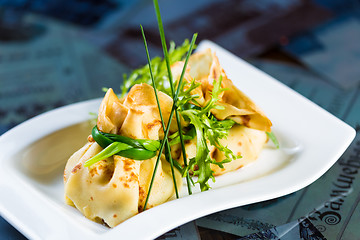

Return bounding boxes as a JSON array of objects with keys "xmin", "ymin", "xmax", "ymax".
[{"xmin": 0, "ymin": 41, "xmax": 355, "ymax": 240}]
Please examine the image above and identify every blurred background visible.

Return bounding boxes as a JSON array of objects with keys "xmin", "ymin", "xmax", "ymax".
[{"xmin": 0, "ymin": 0, "xmax": 359, "ymax": 239}]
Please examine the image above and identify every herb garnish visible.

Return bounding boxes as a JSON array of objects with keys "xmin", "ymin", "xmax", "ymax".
[
  {"xmin": 84, "ymin": 126, "xmax": 161, "ymax": 167},
  {"xmin": 121, "ymin": 40, "xmax": 191, "ymax": 97},
  {"xmin": 152, "ymin": 0, "xmax": 195, "ymax": 196},
  {"xmin": 266, "ymin": 131, "xmax": 279, "ymax": 148},
  {"xmin": 181, "ymin": 78, "xmax": 238, "ymax": 191},
  {"xmin": 140, "ymin": 24, "xmax": 180, "ymax": 199},
  {"xmin": 141, "ymin": 0, "xmax": 198, "ymax": 209},
  {"xmin": 86, "ymin": 0, "xmax": 256, "ymax": 211}
]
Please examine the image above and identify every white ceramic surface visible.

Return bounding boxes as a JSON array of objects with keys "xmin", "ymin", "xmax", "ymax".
[{"xmin": 0, "ymin": 41, "xmax": 355, "ymax": 240}]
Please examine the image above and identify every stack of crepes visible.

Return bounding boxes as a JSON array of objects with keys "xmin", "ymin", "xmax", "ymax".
[{"xmin": 64, "ymin": 49, "xmax": 272, "ymax": 227}]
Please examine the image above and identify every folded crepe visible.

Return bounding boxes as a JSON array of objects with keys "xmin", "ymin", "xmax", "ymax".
[
  {"xmin": 64, "ymin": 48, "xmax": 273, "ymax": 226},
  {"xmin": 175, "ymin": 48, "xmax": 272, "ymax": 175},
  {"xmin": 64, "ymin": 85, "xmax": 182, "ymax": 227},
  {"xmin": 178, "ymin": 125, "xmax": 267, "ymax": 176},
  {"xmin": 188, "ymin": 48, "xmax": 272, "ymax": 132}
]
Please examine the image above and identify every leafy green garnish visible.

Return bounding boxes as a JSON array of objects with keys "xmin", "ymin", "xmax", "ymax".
[
  {"xmin": 266, "ymin": 131, "xmax": 280, "ymax": 148},
  {"xmin": 120, "ymin": 40, "xmax": 193, "ymax": 97},
  {"xmin": 177, "ymin": 80, "xmax": 201, "ymax": 108},
  {"xmin": 151, "ymin": 0, "xmax": 196, "ymax": 199},
  {"xmin": 181, "ymin": 78, "xmax": 238, "ymax": 191},
  {"xmin": 138, "ymin": 0, "xmax": 197, "ymax": 209},
  {"xmin": 84, "ymin": 126, "xmax": 162, "ymax": 167},
  {"xmin": 87, "ymin": 0, "xmax": 268, "ymax": 209},
  {"xmin": 84, "ymin": 142, "xmax": 132, "ymax": 167},
  {"xmin": 169, "ymin": 126, "xmax": 196, "ymax": 146},
  {"xmin": 140, "ymin": 24, "xmax": 180, "ymax": 199}
]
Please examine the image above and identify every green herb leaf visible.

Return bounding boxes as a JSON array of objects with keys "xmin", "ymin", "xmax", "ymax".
[
  {"xmin": 118, "ymin": 148, "xmax": 157, "ymax": 160},
  {"xmin": 266, "ymin": 131, "xmax": 279, "ymax": 148},
  {"xmin": 169, "ymin": 126, "xmax": 196, "ymax": 146},
  {"xmin": 138, "ymin": 140, "xmax": 161, "ymax": 152},
  {"xmin": 84, "ymin": 142, "xmax": 132, "ymax": 167},
  {"xmin": 120, "ymin": 40, "xmax": 193, "ymax": 97},
  {"xmin": 181, "ymin": 109, "xmax": 213, "ymax": 191},
  {"xmin": 85, "ymin": 125, "xmax": 162, "ymax": 167},
  {"xmin": 92, "ymin": 126, "xmax": 161, "ymax": 150},
  {"xmin": 180, "ymin": 77, "xmax": 238, "ymax": 191},
  {"xmin": 92, "ymin": 125, "xmax": 113, "ymax": 148},
  {"xmin": 140, "ymin": 24, "xmax": 180, "ymax": 199},
  {"xmin": 141, "ymin": 0, "xmax": 197, "ymax": 210}
]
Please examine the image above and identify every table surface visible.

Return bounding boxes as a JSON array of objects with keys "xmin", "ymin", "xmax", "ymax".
[{"xmin": 1, "ymin": 1, "xmax": 360, "ymax": 239}]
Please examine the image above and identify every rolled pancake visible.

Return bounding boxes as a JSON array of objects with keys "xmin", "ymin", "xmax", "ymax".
[
  {"xmin": 173, "ymin": 49, "xmax": 271, "ymax": 174},
  {"xmin": 178, "ymin": 125, "xmax": 267, "ymax": 176},
  {"xmin": 64, "ymin": 85, "xmax": 182, "ymax": 227},
  {"xmin": 210, "ymin": 125, "xmax": 267, "ymax": 175},
  {"xmin": 187, "ymin": 48, "xmax": 272, "ymax": 132}
]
